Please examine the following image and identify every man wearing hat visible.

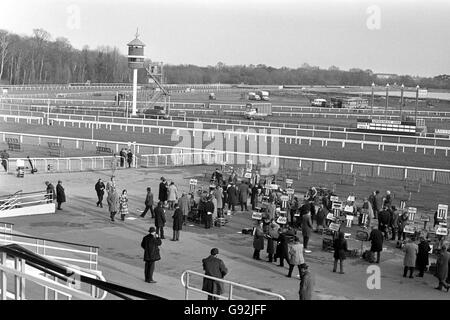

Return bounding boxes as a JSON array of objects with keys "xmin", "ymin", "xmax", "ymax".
[
  {"xmin": 299, "ymin": 264, "xmax": 314, "ymax": 300},
  {"xmin": 202, "ymin": 248, "xmax": 228, "ymax": 300},
  {"xmin": 141, "ymin": 226, "xmax": 162, "ymax": 283},
  {"xmin": 56, "ymin": 180, "xmax": 66, "ymax": 210}
]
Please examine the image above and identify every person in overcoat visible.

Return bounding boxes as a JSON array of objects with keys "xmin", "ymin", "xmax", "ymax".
[
  {"xmin": 252, "ymin": 221, "xmax": 265, "ymax": 260},
  {"xmin": 172, "ymin": 204, "xmax": 183, "ymax": 241},
  {"xmin": 56, "ymin": 180, "xmax": 66, "ymax": 210},
  {"xmin": 154, "ymin": 201, "xmax": 166, "ymax": 239},
  {"xmin": 299, "ymin": 264, "xmax": 314, "ymax": 300},
  {"xmin": 435, "ymin": 245, "xmax": 450, "ymax": 291},
  {"xmin": 403, "ymin": 239, "xmax": 418, "ymax": 278},
  {"xmin": 107, "ymin": 187, "xmax": 119, "ymax": 222},
  {"xmin": 167, "ymin": 182, "xmax": 178, "ymax": 209},
  {"xmin": 287, "ymin": 236, "xmax": 305, "ymax": 277},
  {"xmin": 204, "ymin": 196, "xmax": 214, "ymax": 229},
  {"xmin": 267, "ymin": 220, "xmax": 279, "ymax": 262},
  {"xmin": 276, "ymin": 227, "xmax": 296, "ymax": 267},
  {"xmin": 301, "ymin": 212, "xmax": 313, "ymax": 252},
  {"xmin": 202, "ymin": 248, "xmax": 228, "ymax": 300},
  {"xmin": 397, "ymin": 211, "xmax": 409, "ymax": 241},
  {"xmin": 127, "ymin": 149, "xmax": 133, "ymax": 168},
  {"xmin": 214, "ymin": 186, "xmax": 223, "ymax": 217},
  {"xmin": 250, "ymin": 184, "xmax": 258, "ymax": 210},
  {"xmin": 95, "ymin": 178, "xmax": 105, "ymax": 208},
  {"xmin": 369, "ymin": 226, "xmax": 383, "ymax": 263},
  {"xmin": 227, "ymin": 183, "xmax": 238, "ymax": 212},
  {"xmin": 119, "ymin": 189, "xmax": 128, "ymax": 221},
  {"xmin": 178, "ymin": 192, "xmax": 190, "ymax": 225},
  {"xmin": 238, "ymin": 181, "xmax": 250, "ymax": 211},
  {"xmin": 416, "ymin": 237, "xmax": 431, "ymax": 277},
  {"xmin": 158, "ymin": 177, "xmax": 168, "ymax": 203},
  {"xmin": 333, "ymin": 231, "xmax": 348, "ymax": 274},
  {"xmin": 141, "ymin": 226, "xmax": 162, "ymax": 283},
  {"xmin": 141, "ymin": 187, "xmax": 154, "ymax": 218}
]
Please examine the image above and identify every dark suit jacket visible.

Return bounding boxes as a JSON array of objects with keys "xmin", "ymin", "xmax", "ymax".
[
  {"xmin": 202, "ymin": 255, "xmax": 228, "ymax": 294},
  {"xmin": 154, "ymin": 206, "xmax": 166, "ymax": 227},
  {"xmin": 141, "ymin": 234, "xmax": 162, "ymax": 262},
  {"xmin": 369, "ymin": 229, "xmax": 384, "ymax": 252}
]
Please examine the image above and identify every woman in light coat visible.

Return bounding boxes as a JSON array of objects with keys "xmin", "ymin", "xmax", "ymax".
[
  {"xmin": 287, "ymin": 236, "xmax": 305, "ymax": 277},
  {"xmin": 403, "ymin": 239, "xmax": 418, "ymax": 278},
  {"xmin": 119, "ymin": 189, "xmax": 129, "ymax": 221},
  {"xmin": 178, "ymin": 193, "xmax": 190, "ymax": 225},
  {"xmin": 167, "ymin": 182, "xmax": 178, "ymax": 210}
]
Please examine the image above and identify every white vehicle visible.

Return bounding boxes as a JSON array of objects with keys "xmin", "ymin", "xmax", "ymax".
[
  {"xmin": 244, "ymin": 103, "xmax": 272, "ymax": 120},
  {"xmin": 256, "ymin": 90, "xmax": 270, "ymax": 101},
  {"xmin": 311, "ymin": 98, "xmax": 327, "ymax": 107},
  {"xmin": 248, "ymin": 92, "xmax": 261, "ymax": 101}
]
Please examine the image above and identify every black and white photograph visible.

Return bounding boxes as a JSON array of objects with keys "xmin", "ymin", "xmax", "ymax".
[{"xmin": 0, "ymin": 0, "xmax": 449, "ymax": 308}]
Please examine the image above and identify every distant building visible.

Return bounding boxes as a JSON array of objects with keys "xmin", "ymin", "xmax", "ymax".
[{"xmin": 375, "ymin": 73, "xmax": 398, "ymax": 79}]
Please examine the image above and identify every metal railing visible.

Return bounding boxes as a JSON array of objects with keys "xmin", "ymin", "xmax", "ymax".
[
  {"xmin": 0, "ymin": 191, "xmax": 49, "ymax": 211},
  {"xmin": 181, "ymin": 270, "xmax": 285, "ymax": 300},
  {"xmin": 0, "ymin": 231, "xmax": 99, "ymax": 271}
]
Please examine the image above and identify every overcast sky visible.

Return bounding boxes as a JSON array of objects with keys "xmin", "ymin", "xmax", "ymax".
[{"xmin": 1, "ymin": 0, "xmax": 449, "ymax": 77}]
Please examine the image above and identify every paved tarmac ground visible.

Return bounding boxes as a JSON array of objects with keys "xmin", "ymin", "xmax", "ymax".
[{"xmin": 1, "ymin": 166, "xmax": 450, "ymax": 300}]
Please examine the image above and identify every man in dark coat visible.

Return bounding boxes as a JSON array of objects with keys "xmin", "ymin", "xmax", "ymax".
[
  {"xmin": 250, "ymin": 184, "xmax": 259, "ymax": 211},
  {"xmin": 378, "ymin": 206, "xmax": 391, "ymax": 240},
  {"xmin": 227, "ymin": 183, "xmax": 238, "ymax": 212},
  {"xmin": 159, "ymin": 177, "xmax": 168, "ymax": 203},
  {"xmin": 141, "ymin": 226, "xmax": 162, "ymax": 283},
  {"xmin": 238, "ymin": 181, "xmax": 250, "ymax": 211},
  {"xmin": 276, "ymin": 227, "xmax": 296, "ymax": 267},
  {"xmin": 154, "ymin": 202, "xmax": 166, "ymax": 239},
  {"xmin": 211, "ymin": 168, "xmax": 223, "ymax": 185},
  {"xmin": 56, "ymin": 180, "xmax": 66, "ymax": 210},
  {"xmin": 416, "ymin": 237, "xmax": 431, "ymax": 277},
  {"xmin": 140, "ymin": 187, "xmax": 154, "ymax": 218},
  {"xmin": 202, "ymin": 248, "xmax": 228, "ymax": 300},
  {"xmin": 127, "ymin": 149, "xmax": 133, "ymax": 168},
  {"xmin": 301, "ymin": 212, "xmax": 313, "ymax": 253},
  {"xmin": 369, "ymin": 226, "xmax": 383, "ymax": 263},
  {"xmin": 172, "ymin": 204, "xmax": 183, "ymax": 241},
  {"xmin": 435, "ymin": 245, "xmax": 450, "ymax": 291},
  {"xmin": 119, "ymin": 148, "xmax": 126, "ymax": 167},
  {"xmin": 374, "ymin": 190, "xmax": 383, "ymax": 219},
  {"xmin": 1, "ymin": 149, "xmax": 9, "ymax": 171},
  {"xmin": 299, "ymin": 264, "xmax": 314, "ymax": 300},
  {"xmin": 45, "ymin": 181, "xmax": 56, "ymax": 204},
  {"xmin": 252, "ymin": 222, "xmax": 265, "ymax": 260},
  {"xmin": 204, "ymin": 196, "xmax": 214, "ymax": 229},
  {"xmin": 368, "ymin": 191, "xmax": 376, "ymax": 218},
  {"xmin": 95, "ymin": 178, "xmax": 105, "ymax": 208}
]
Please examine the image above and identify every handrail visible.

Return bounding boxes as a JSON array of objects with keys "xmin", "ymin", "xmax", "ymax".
[
  {"xmin": 0, "ymin": 231, "xmax": 100, "ymax": 249},
  {"xmin": 181, "ymin": 269, "xmax": 285, "ymax": 300}
]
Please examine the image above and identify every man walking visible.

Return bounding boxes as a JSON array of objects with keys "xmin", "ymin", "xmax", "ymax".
[
  {"xmin": 56, "ymin": 180, "xmax": 66, "ymax": 210},
  {"xmin": 141, "ymin": 226, "xmax": 162, "ymax": 283},
  {"xmin": 369, "ymin": 226, "xmax": 383, "ymax": 263},
  {"xmin": 95, "ymin": 179, "xmax": 105, "ymax": 208},
  {"xmin": 202, "ymin": 248, "xmax": 228, "ymax": 300},
  {"xmin": 154, "ymin": 201, "xmax": 166, "ymax": 239},
  {"xmin": 107, "ymin": 187, "xmax": 119, "ymax": 222},
  {"xmin": 140, "ymin": 187, "xmax": 154, "ymax": 218}
]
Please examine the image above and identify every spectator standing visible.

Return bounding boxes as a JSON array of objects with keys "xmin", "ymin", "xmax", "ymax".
[
  {"xmin": 56, "ymin": 180, "xmax": 66, "ymax": 210},
  {"xmin": 140, "ymin": 187, "xmax": 154, "ymax": 218},
  {"xmin": 107, "ymin": 187, "xmax": 119, "ymax": 222},
  {"xmin": 119, "ymin": 189, "xmax": 129, "ymax": 221},
  {"xmin": 127, "ymin": 149, "xmax": 133, "ymax": 168},
  {"xmin": 252, "ymin": 221, "xmax": 264, "ymax": 260},
  {"xmin": 299, "ymin": 264, "xmax": 314, "ymax": 300},
  {"xmin": 141, "ymin": 226, "xmax": 162, "ymax": 283},
  {"xmin": 0, "ymin": 150, "xmax": 9, "ymax": 171},
  {"xmin": 374, "ymin": 190, "xmax": 384, "ymax": 219},
  {"xmin": 301, "ymin": 211, "xmax": 313, "ymax": 253},
  {"xmin": 416, "ymin": 237, "xmax": 431, "ymax": 277},
  {"xmin": 214, "ymin": 186, "xmax": 223, "ymax": 218},
  {"xmin": 238, "ymin": 181, "xmax": 250, "ymax": 211},
  {"xmin": 315, "ymin": 203, "xmax": 327, "ymax": 232},
  {"xmin": 397, "ymin": 211, "xmax": 409, "ymax": 242},
  {"xmin": 333, "ymin": 231, "xmax": 348, "ymax": 274},
  {"xmin": 154, "ymin": 201, "xmax": 166, "ymax": 239},
  {"xmin": 267, "ymin": 220, "xmax": 279, "ymax": 263},
  {"xmin": 227, "ymin": 183, "xmax": 238, "ymax": 213},
  {"xmin": 167, "ymin": 182, "xmax": 178, "ymax": 210},
  {"xmin": 119, "ymin": 148, "xmax": 126, "ymax": 167},
  {"xmin": 362, "ymin": 197, "xmax": 375, "ymax": 229},
  {"xmin": 369, "ymin": 226, "xmax": 383, "ymax": 264},
  {"xmin": 435, "ymin": 245, "xmax": 450, "ymax": 291},
  {"xmin": 178, "ymin": 192, "xmax": 190, "ymax": 225},
  {"xmin": 287, "ymin": 236, "xmax": 305, "ymax": 277},
  {"xmin": 172, "ymin": 203, "xmax": 183, "ymax": 241},
  {"xmin": 202, "ymin": 248, "xmax": 228, "ymax": 300},
  {"xmin": 204, "ymin": 196, "xmax": 214, "ymax": 229},
  {"xmin": 95, "ymin": 179, "xmax": 105, "ymax": 208},
  {"xmin": 403, "ymin": 239, "xmax": 418, "ymax": 278},
  {"xmin": 158, "ymin": 177, "xmax": 168, "ymax": 204},
  {"xmin": 45, "ymin": 181, "xmax": 56, "ymax": 204},
  {"xmin": 378, "ymin": 206, "xmax": 391, "ymax": 240}
]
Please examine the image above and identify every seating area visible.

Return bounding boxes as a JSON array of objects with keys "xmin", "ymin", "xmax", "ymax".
[
  {"xmin": 6, "ymin": 137, "xmax": 22, "ymax": 152},
  {"xmin": 47, "ymin": 142, "xmax": 64, "ymax": 157}
]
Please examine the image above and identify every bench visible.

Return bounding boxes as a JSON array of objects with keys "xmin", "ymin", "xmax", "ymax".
[
  {"xmin": 96, "ymin": 146, "xmax": 113, "ymax": 155},
  {"xmin": 48, "ymin": 142, "xmax": 64, "ymax": 157},
  {"xmin": 5, "ymin": 138, "xmax": 22, "ymax": 152}
]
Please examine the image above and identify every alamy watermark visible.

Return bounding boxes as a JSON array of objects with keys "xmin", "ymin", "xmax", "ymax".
[
  {"xmin": 366, "ymin": 5, "xmax": 381, "ymax": 30},
  {"xmin": 366, "ymin": 265, "xmax": 381, "ymax": 290},
  {"xmin": 66, "ymin": 4, "xmax": 81, "ymax": 30},
  {"xmin": 170, "ymin": 122, "xmax": 280, "ymax": 175}
]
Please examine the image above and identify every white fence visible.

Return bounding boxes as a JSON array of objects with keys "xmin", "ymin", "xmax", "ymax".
[{"xmin": 1, "ymin": 131, "xmax": 450, "ymax": 184}]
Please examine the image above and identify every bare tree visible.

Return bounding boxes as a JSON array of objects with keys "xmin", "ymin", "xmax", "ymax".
[{"xmin": 33, "ymin": 28, "xmax": 51, "ymax": 83}]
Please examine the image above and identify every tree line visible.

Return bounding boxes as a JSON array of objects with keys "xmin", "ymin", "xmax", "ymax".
[{"xmin": 0, "ymin": 29, "xmax": 449, "ymax": 89}]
